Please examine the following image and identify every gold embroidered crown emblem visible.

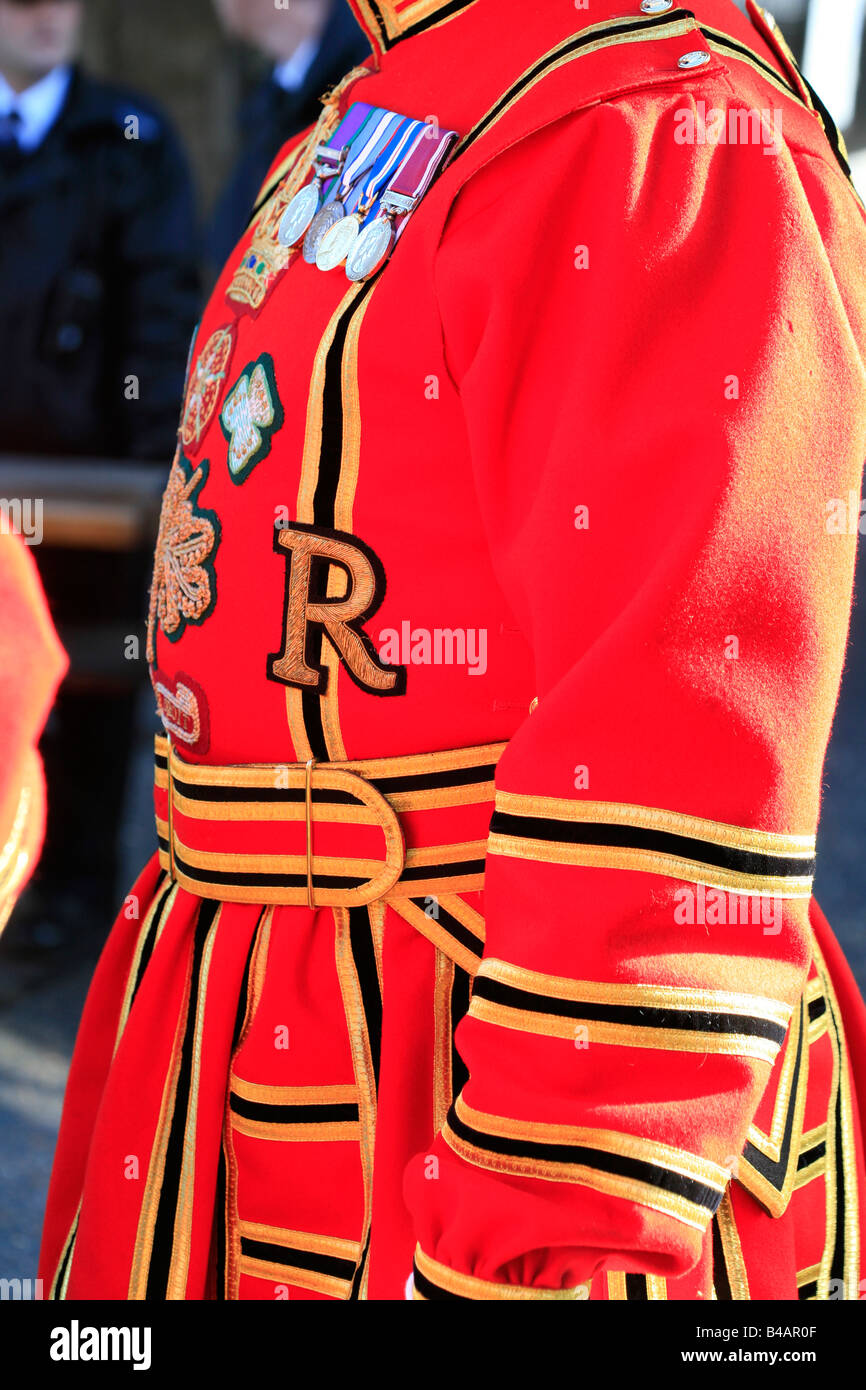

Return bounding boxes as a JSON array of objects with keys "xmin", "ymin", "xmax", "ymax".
[
  {"xmin": 225, "ymin": 67, "xmax": 370, "ymax": 313},
  {"xmin": 227, "ymin": 191, "xmax": 295, "ymax": 312}
]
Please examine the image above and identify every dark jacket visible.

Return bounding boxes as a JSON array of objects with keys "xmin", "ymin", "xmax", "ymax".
[
  {"xmin": 0, "ymin": 68, "xmax": 200, "ymax": 462},
  {"xmin": 208, "ymin": 0, "xmax": 369, "ymax": 271}
]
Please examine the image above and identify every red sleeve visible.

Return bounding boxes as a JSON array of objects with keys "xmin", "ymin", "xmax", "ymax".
[
  {"xmin": 0, "ymin": 535, "xmax": 67, "ymax": 932},
  {"xmin": 403, "ymin": 89, "xmax": 866, "ymax": 1296}
]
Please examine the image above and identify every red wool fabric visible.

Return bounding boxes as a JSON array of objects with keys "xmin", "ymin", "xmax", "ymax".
[{"xmin": 40, "ymin": 0, "xmax": 866, "ymax": 1299}]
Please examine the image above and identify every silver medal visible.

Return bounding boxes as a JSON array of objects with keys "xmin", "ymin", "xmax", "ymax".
[
  {"xmin": 316, "ymin": 214, "xmax": 362, "ymax": 272},
  {"xmin": 345, "ymin": 214, "xmax": 394, "ymax": 282},
  {"xmin": 303, "ymin": 200, "xmax": 345, "ymax": 263},
  {"xmin": 277, "ymin": 182, "xmax": 321, "ymax": 247}
]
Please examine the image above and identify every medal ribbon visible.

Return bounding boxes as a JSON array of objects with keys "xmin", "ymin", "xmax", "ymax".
[
  {"xmin": 389, "ymin": 126, "xmax": 459, "ymax": 242},
  {"xmin": 314, "ymin": 101, "xmax": 375, "ymax": 175},
  {"xmin": 344, "ymin": 123, "xmax": 459, "ymax": 281},
  {"xmin": 327, "ymin": 107, "xmax": 404, "ymax": 207},
  {"xmin": 346, "ymin": 118, "xmax": 428, "ymax": 221}
]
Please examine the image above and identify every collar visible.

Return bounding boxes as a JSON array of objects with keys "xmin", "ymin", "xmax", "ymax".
[
  {"xmin": 0, "ymin": 64, "xmax": 71, "ymax": 151},
  {"xmin": 346, "ymin": 0, "xmax": 479, "ymax": 55},
  {"xmin": 273, "ymin": 36, "xmax": 320, "ymax": 93}
]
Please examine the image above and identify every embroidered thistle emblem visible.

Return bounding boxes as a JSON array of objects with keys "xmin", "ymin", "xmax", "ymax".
[
  {"xmin": 147, "ymin": 451, "xmax": 221, "ymax": 660},
  {"xmin": 220, "ymin": 353, "xmax": 283, "ymax": 483},
  {"xmin": 179, "ymin": 324, "xmax": 236, "ymax": 453}
]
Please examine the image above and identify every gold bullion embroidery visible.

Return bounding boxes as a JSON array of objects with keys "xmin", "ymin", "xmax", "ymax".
[{"xmin": 147, "ymin": 451, "xmax": 220, "ymax": 660}]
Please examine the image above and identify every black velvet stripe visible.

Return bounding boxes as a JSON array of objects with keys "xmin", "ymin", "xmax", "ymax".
[
  {"xmin": 700, "ymin": 26, "xmax": 798, "ymax": 94},
  {"xmin": 624, "ymin": 1274, "xmax": 649, "ymax": 1301},
  {"xmin": 411, "ymin": 897, "xmax": 484, "ymax": 956},
  {"xmin": 314, "ymin": 286, "xmax": 375, "ymax": 530},
  {"xmin": 705, "ymin": 21, "xmax": 854, "ymax": 184},
  {"xmin": 826, "ymin": 996, "xmax": 850, "ymax": 1286},
  {"xmin": 220, "ymin": 917, "xmax": 262, "ymax": 1299},
  {"xmin": 400, "ymin": 858, "xmax": 486, "ymax": 882},
  {"xmin": 168, "ymin": 766, "xmax": 495, "ymax": 804},
  {"xmin": 52, "ymin": 1215, "xmax": 79, "ymax": 1300},
  {"xmin": 154, "ymin": 752, "xmax": 168, "ymax": 772},
  {"xmin": 348, "ymin": 906, "xmax": 382, "ymax": 1091},
  {"xmin": 371, "ymin": 763, "xmax": 498, "ymax": 795},
  {"xmin": 367, "ymin": 0, "xmax": 476, "ymax": 51},
  {"xmin": 229, "ymin": 1094, "xmax": 359, "ymax": 1124},
  {"xmin": 361, "ymin": 0, "xmax": 387, "ymax": 47},
  {"xmin": 128, "ymin": 875, "xmax": 174, "ymax": 1010},
  {"xmin": 808, "ymin": 995, "xmax": 827, "ymax": 1023},
  {"xmin": 798, "ymin": 1279, "xmax": 818, "ymax": 1301},
  {"xmin": 347, "ymin": 905, "xmax": 383, "ymax": 1301},
  {"xmin": 455, "ymin": 10, "xmax": 696, "ymax": 156},
  {"xmin": 231, "ymin": 920, "xmax": 261, "ymax": 1051},
  {"xmin": 303, "ymin": 282, "xmax": 377, "ymax": 761},
  {"xmin": 170, "ymin": 764, "xmax": 497, "ymax": 802},
  {"xmin": 350, "ymin": 1229, "xmax": 372, "ymax": 1303},
  {"xmin": 490, "ymin": 810, "xmax": 814, "ymax": 879},
  {"xmin": 170, "ymin": 778, "xmax": 363, "ymax": 806},
  {"xmin": 146, "ymin": 902, "xmax": 219, "ymax": 1299},
  {"xmin": 712, "ymin": 1217, "xmax": 733, "ymax": 1301},
  {"xmin": 302, "ymin": 686, "xmax": 329, "ymax": 764},
  {"xmin": 471, "ymin": 976, "xmax": 787, "ymax": 1045},
  {"xmin": 741, "ymin": 1001, "xmax": 805, "ymax": 1193},
  {"xmin": 797, "ymin": 1142, "xmax": 826, "ymax": 1171},
  {"xmin": 170, "ymin": 853, "xmax": 367, "ymax": 892},
  {"xmin": 447, "ymin": 1105, "xmax": 723, "ymax": 1214},
  {"xmin": 164, "ymin": 850, "xmax": 482, "ymax": 894},
  {"xmin": 450, "ymin": 965, "xmax": 472, "ymax": 1101},
  {"xmin": 790, "ymin": 69, "xmax": 853, "ymax": 179},
  {"xmin": 412, "ymin": 1262, "xmax": 470, "ymax": 1301},
  {"xmin": 215, "ymin": 1145, "xmax": 228, "ymax": 1302},
  {"xmin": 240, "ymin": 1237, "xmax": 356, "ymax": 1282}
]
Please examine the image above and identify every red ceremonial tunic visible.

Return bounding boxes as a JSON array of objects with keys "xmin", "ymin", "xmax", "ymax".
[
  {"xmin": 41, "ymin": 0, "xmax": 866, "ymax": 1300},
  {"xmin": 0, "ymin": 535, "xmax": 66, "ymax": 935}
]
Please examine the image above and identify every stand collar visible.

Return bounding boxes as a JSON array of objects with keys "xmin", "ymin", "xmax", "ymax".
[{"xmin": 346, "ymin": 0, "xmax": 479, "ymax": 55}]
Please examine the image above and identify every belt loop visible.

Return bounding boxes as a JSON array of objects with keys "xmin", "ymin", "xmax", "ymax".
[
  {"xmin": 167, "ymin": 736, "xmax": 177, "ymax": 881},
  {"xmin": 305, "ymin": 758, "xmax": 317, "ymax": 909}
]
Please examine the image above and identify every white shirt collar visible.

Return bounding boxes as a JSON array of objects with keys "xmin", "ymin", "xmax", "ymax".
[
  {"xmin": 0, "ymin": 65, "xmax": 72, "ymax": 151},
  {"xmin": 272, "ymin": 37, "xmax": 319, "ymax": 94}
]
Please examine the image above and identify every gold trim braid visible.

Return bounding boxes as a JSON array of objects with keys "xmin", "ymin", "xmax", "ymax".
[{"xmin": 413, "ymin": 1244, "xmax": 583, "ymax": 1300}]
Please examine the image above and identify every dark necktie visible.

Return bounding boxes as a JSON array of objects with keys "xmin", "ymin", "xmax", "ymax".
[{"xmin": 0, "ymin": 108, "xmax": 22, "ymax": 148}]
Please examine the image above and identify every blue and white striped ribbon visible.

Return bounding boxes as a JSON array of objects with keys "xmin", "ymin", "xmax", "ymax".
[{"xmin": 346, "ymin": 118, "xmax": 428, "ymax": 217}]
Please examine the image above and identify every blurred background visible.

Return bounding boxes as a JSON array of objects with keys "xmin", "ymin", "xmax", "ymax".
[{"xmin": 0, "ymin": 0, "xmax": 864, "ymax": 1285}]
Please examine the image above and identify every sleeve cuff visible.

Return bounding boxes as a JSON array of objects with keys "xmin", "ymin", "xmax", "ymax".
[{"xmin": 412, "ymin": 1245, "xmax": 590, "ymax": 1301}]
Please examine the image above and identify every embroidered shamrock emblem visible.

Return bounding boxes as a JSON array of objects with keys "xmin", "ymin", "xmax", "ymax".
[
  {"xmin": 220, "ymin": 353, "xmax": 283, "ymax": 483},
  {"xmin": 147, "ymin": 451, "xmax": 221, "ymax": 659}
]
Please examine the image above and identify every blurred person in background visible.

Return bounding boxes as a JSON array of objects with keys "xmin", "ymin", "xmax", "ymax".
[
  {"xmin": 0, "ymin": 0, "xmax": 198, "ymax": 458},
  {"xmin": 0, "ymin": 0, "xmax": 199, "ymax": 969},
  {"xmin": 208, "ymin": 0, "xmax": 368, "ymax": 270}
]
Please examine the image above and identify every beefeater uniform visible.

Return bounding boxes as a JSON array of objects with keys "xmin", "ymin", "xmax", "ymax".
[
  {"xmin": 0, "ymin": 536, "xmax": 67, "ymax": 933},
  {"xmin": 40, "ymin": 0, "xmax": 866, "ymax": 1301}
]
